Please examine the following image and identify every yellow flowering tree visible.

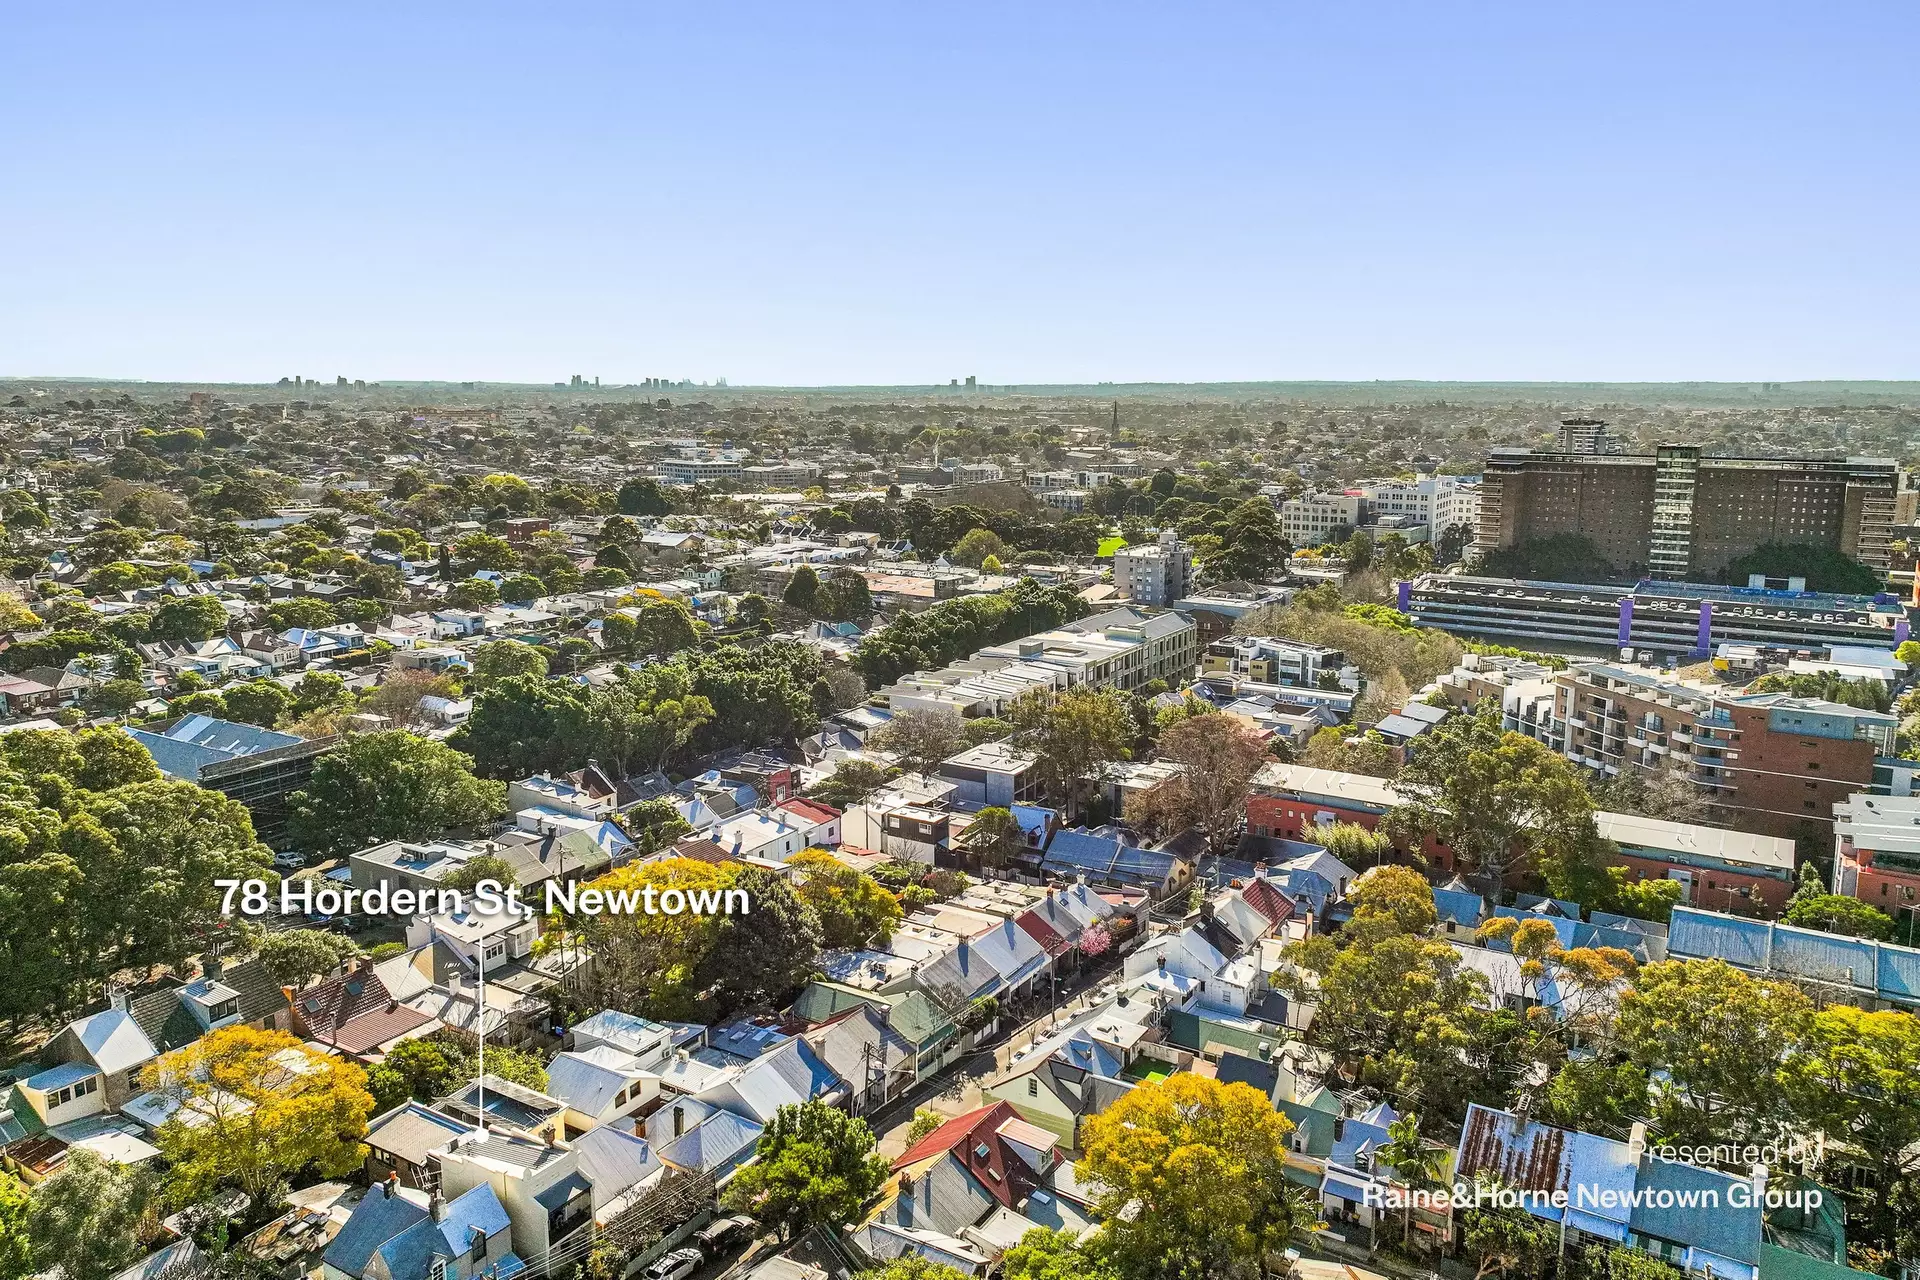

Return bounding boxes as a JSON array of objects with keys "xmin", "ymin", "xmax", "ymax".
[
  {"xmin": 1077, "ymin": 1074, "xmax": 1300, "ymax": 1280},
  {"xmin": 143, "ymin": 1025, "xmax": 373, "ymax": 1207}
]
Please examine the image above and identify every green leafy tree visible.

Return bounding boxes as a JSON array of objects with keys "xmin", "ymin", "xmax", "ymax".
[
  {"xmin": 84, "ymin": 677, "xmax": 147, "ymax": 718},
  {"xmin": 367, "ymin": 1036, "xmax": 471, "ymax": 1113},
  {"xmin": 1583, "ymin": 1246, "xmax": 1687, "ymax": 1280},
  {"xmin": 1345, "ymin": 863, "xmax": 1438, "ymax": 935},
  {"xmin": 587, "ymin": 664, "xmax": 715, "ymax": 777},
  {"xmin": 861, "ymin": 1260, "xmax": 973, "ymax": 1280},
  {"xmin": 453, "ymin": 533, "xmax": 519, "ymax": 573},
  {"xmin": 734, "ymin": 593, "xmax": 771, "ymax": 626},
  {"xmin": 1779, "ymin": 1004, "xmax": 1920, "ymax": 1245},
  {"xmin": 442, "ymin": 854, "xmax": 519, "ymax": 893},
  {"xmin": 618, "ymin": 797, "xmax": 694, "ymax": 856},
  {"xmin": 144, "ymin": 1025, "xmax": 374, "ymax": 1208},
  {"xmin": 26, "ymin": 1149, "xmax": 157, "ymax": 1280},
  {"xmin": 0, "ymin": 1172, "xmax": 29, "ymax": 1280},
  {"xmin": 1210, "ymin": 498, "xmax": 1287, "ymax": 583},
  {"xmin": 286, "ymin": 730, "xmax": 505, "ymax": 854},
  {"xmin": 1010, "ymin": 686, "xmax": 1133, "ymax": 808},
  {"xmin": 1539, "ymin": 1057, "xmax": 1651, "ymax": 1134},
  {"xmin": 632, "ymin": 598, "xmax": 700, "ymax": 657},
  {"xmin": 720, "ymin": 1101, "xmax": 890, "ymax": 1239},
  {"xmin": 578, "ymin": 859, "xmax": 740, "ymax": 1018},
  {"xmin": 1784, "ymin": 892, "xmax": 1896, "ymax": 940},
  {"xmin": 149, "ymin": 593, "xmax": 230, "ymax": 642},
  {"xmin": 807, "ymin": 760, "xmax": 893, "ymax": 810},
  {"xmin": 81, "ymin": 779, "xmax": 275, "ymax": 976},
  {"xmin": 817, "ymin": 569, "xmax": 873, "ymax": 622},
  {"xmin": 854, "ymin": 578, "xmax": 1087, "ymax": 689},
  {"xmin": 499, "ymin": 572, "xmax": 546, "ymax": 604},
  {"xmin": 1307, "ymin": 820, "xmax": 1394, "ymax": 871},
  {"xmin": 470, "ymin": 638, "xmax": 550, "ymax": 684},
  {"xmin": 1000, "ymin": 1227, "xmax": 1120, "ymax": 1280},
  {"xmin": 457, "ymin": 675, "xmax": 593, "ymax": 779},
  {"xmin": 600, "ymin": 611, "xmax": 638, "ymax": 653},
  {"xmin": 950, "ymin": 527, "xmax": 1008, "ymax": 569},
  {"xmin": 1377, "ymin": 1111, "xmax": 1448, "ymax": 1245},
  {"xmin": 1615, "ymin": 959, "xmax": 1809, "ymax": 1146},
  {"xmin": 88, "ymin": 561, "xmax": 150, "ymax": 594},
  {"xmin": 1606, "ymin": 868, "xmax": 1685, "ymax": 923},
  {"xmin": 255, "ymin": 928, "xmax": 362, "ymax": 989},
  {"xmin": 1723, "ymin": 541, "xmax": 1881, "ymax": 595},
  {"xmin": 290, "ymin": 670, "xmax": 350, "ymax": 719},
  {"xmin": 905, "ymin": 1108, "xmax": 947, "ymax": 1147},
  {"xmin": 1077, "ymin": 1074, "xmax": 1300, "ymax": 1280},
  {"xmin": 1461, "ymin": 1180, "xmax": 1559, "ymax": 1280},
  {"xmin": 681, "ymin": 642, "xmax": 823, "ymax": 755},
  {"xmin": 221, "ymin": 678, "xmax": 293, "ymax": 728},
  {"xmin": 444, "ymin": 577, "xmax": 501, "ymax": 610},
  {"xmin": 783, "ymin": 565, "xmax": 821, "ymax": 614},
  {"xmin": 1386, "ymin": 703, "xmax": 1596, "ymax": 893},
  {"xmin": 790, "ymin": 849, "xmax": 903, "ymax": 948},
  {"xmin": 695, "ymin": 867, "xmax": 823, "ymax": 1014},
  {"xmin": 963, "ymin": 806, "xmax": 1027, "ymax": 869},
  {"xmin": 1278, "ymin": 928, "xmax": 1486, "ymax": 1121},
  {"xmin": 616, "ymin": 477, "xmax": 672, "ymax": 517}
]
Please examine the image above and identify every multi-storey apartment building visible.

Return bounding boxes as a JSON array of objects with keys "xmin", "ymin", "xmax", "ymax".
[
  {"xmin": 1201, "ymin": 635, "xmax": 1357, "ymax": 690},
  {"xmin": 1544, "ymin": 661, "xmax": 1895, "ymax": 841},
  {"xmin": 656, "ymin": 455, "xmax": 744, "ymax": 485},
  {"xmin": 1113, "ymin": 529, "xmax": 1195, "ymax": 606},
  {"xmin": 951, "ymin": 462, "xmax": 1004, "ymax": 484},
  {"xmin": 1280, "ymin": 492, "xmax": 1363, "ymax": 548},
  {"xmin": 1474, "ymin": 447, "xmax": 1898, "ymax": 581},
  {"xmin": 885, "ymin": 606, "xmax": 1199, "ymax": 716},
  {"xmin": 1831, "ymin": 794, "xmax": 1920, "ymax": 938},
  {"xmin": 1357, "ymin": 474, "xmax": 1474, "ymax": 538}
]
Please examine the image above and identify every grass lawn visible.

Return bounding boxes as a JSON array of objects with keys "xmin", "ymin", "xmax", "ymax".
[{"xmin": 1097, "ymin": 536, "xmax": 1128, "ymax": 557}]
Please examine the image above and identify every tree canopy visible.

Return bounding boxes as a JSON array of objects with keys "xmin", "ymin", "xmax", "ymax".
[
  {"xmin": 720, "ymin": 1101, "xmax": 890, "ymax": 1239},
  {"xmin": 1077, "ymin": 1074, "xmax": 1300, "ymax": 1280},
  {"xmin": 143, "ymin": 1024, "xmax": 374, "ymax": 1207},
  {"xmin": 286, "ymin": 730, "xmax": 504, "ymax": 854}
]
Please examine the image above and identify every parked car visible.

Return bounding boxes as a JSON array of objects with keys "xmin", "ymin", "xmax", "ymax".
[
  {"xmin": 694, "ymin": 1214, "xmax": 755, "ymax": 1253},
  {"xmin": 644, "ymin": 1248, "xmax": 703, "ymax": 1280},
  {"xmin": 272, "ymin": 851, "xmax": 307, "ymax": 870}
]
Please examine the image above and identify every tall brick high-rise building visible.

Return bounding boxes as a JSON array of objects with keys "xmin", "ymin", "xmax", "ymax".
[{"xmin": 1474, "ymin": 447, "xmax": 1898, "ymax": 581}]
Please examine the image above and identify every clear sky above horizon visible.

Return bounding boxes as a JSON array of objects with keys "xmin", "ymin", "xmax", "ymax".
[{"xmin": 5, "ymin": 3, "xmax": 1917, "ymax": 386}]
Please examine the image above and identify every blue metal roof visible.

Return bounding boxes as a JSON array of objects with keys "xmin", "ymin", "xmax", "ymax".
[
  {"xmin": 1632, "ymin": 1159, "xmax": 1760, "ymax": 1265},
  {"xmin": 1667, "ymin": 908, "xmax": 1774, "ymax": 970},
  {"xmin": 1668, "ymin": 906, "xmax": 1920, "ymax": 1006},
  {"xmin": 1432, "ymin": 886, "xmax": 1487, "ymax": 926},
  {"xmin": 1322, "ymin": 1177, "xmax": 1372, "ymax": 1204}
]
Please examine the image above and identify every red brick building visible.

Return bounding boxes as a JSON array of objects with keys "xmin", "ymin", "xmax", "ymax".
[{"xmin": 1832, "ymin": 794, "xmax": 1920, "ymax": 940}]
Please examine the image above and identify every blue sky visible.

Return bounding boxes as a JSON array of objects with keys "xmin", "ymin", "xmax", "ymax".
[{"xmin": 4, "ymin": 3, "xmax": 1916, "ymax": 385}]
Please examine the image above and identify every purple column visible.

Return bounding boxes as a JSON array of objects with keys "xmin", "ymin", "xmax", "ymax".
[
  {"xmin": 1396, "ymin": 580, "xmax": 1412, "ymax": 612},
  {"xmin": 1618, "ymin": 597, "xmax": 1634, "ymax": 648},
  {"xmin": 1696, "ymin": 601, "xmax": 1713, "ymax": 656},
  {"xmin": 1898, "ymin": 618, "xmax": 1911, "ymax": 645}
]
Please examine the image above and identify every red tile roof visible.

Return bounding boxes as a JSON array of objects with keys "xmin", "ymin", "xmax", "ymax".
[
  {"xmin": 891, "ymin": 1100, "xmax": 1042, "ymax": 1208},
  {"xmin": 1240, "ymin": 876, "xmax": 1296, "ymax": 928},
  {"xmin": 779, "ymin": 798, "xmax": 841, "ymax": 826},
  {"xmin": 294, "ymin": 966, "xmax": 434, "ymax": 1056},
  {"xmin": 1014, "ymin": 909, "xmax": 1070, "ymax": 957}
]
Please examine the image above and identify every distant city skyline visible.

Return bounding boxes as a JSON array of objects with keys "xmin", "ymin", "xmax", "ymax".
[{"xmin": 5, "ymin": 2, "xmax": 1917, "ymax": 385}]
